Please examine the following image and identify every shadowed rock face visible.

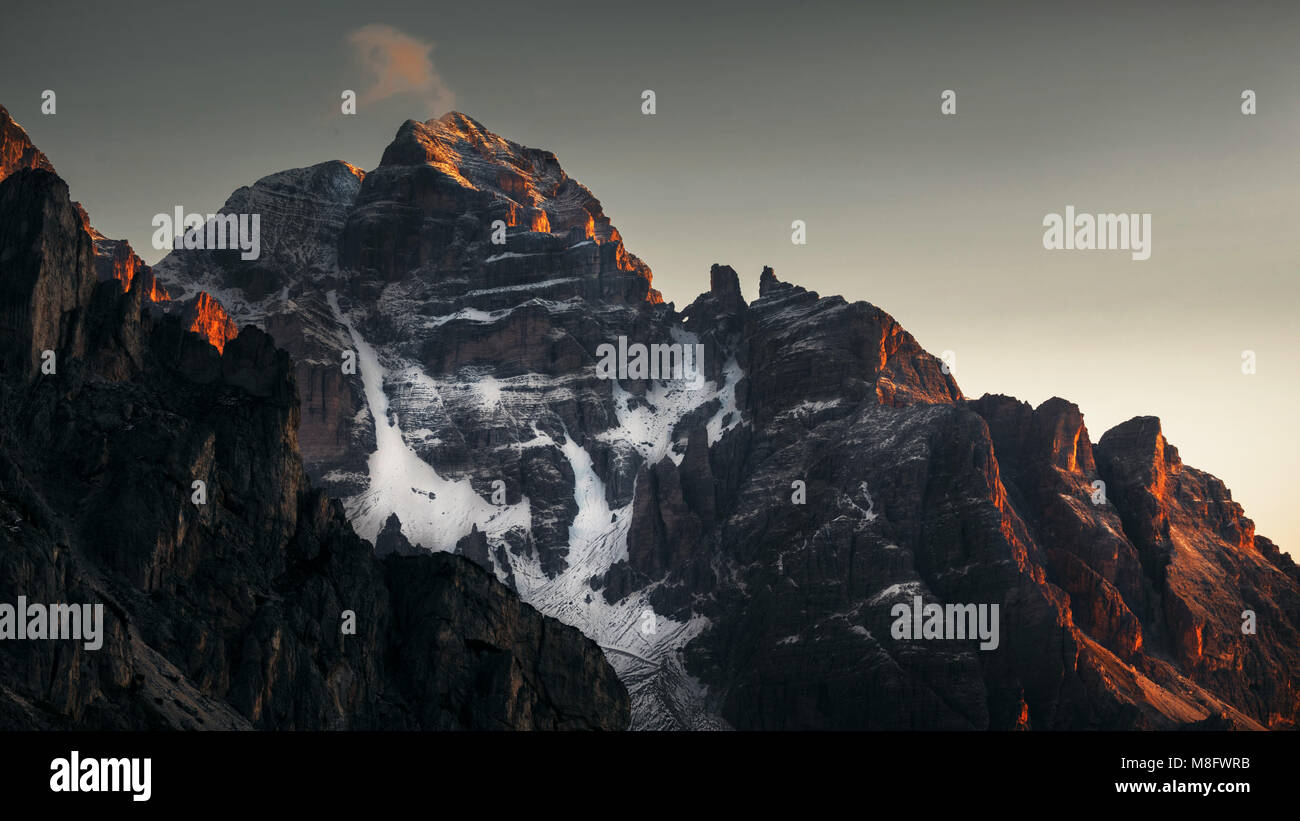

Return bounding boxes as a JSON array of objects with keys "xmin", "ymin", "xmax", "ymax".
[
  {"xmin": 0, "ymin": 169, "xmax": 97, "ymax": 380},
  {"xmin": 0, "ymin": 164, "xmax": 629, "ymax": 730},
  {"xmin": 94, "ymin": 109, "xmax": 1300, "ymax": 731}
]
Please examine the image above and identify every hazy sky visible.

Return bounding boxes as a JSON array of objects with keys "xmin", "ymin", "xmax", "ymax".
[{"xmin": 2, "ymin": 1, "xmax": 1296, "ymax": 553}]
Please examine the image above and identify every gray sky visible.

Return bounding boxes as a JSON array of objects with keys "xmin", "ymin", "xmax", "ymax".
[{"xmin": 2, "ymin": 0, "xmax": 1297, "ymax": 553}]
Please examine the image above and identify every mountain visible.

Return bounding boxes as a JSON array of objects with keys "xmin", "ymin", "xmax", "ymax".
[
  {"xmin": 150, "ymin": 110, "xmax": 1300, "ymax": 731},
  {"xmin": 157, "ymin": 111, "xmax": 1300, "ymax": 731},
  {"xmin": 13, "ymin": 105, "xmax": 1298, "ymax": 731},
  {"xmin": 0, "ymin": 107, "xmax": 629, "ymax": 730}
]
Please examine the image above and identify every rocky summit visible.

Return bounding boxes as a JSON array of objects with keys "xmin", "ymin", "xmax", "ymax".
[
  {"xmin": 4, "ymin": 105, "xmax": 1297, "ymax": 731},
  {"xmin": 0, "ymin": 107, "xmax": 629, "ymax": 730}
]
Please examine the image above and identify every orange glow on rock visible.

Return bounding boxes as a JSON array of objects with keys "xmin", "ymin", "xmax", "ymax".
[
  {"xmin": 148, "ymin": 277, "xmax": 171, "ymax": 302},
  {"xmin": 186, "ymin": 292, "xmax": 238, "ymax": 353}
]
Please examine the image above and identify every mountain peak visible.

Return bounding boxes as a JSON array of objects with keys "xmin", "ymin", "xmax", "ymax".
[
  {"xmin": 0, "ymin": 104, "xmax": 55, "ymax": 183},
  {"xmin": 758, "ymin": 265, "xmax": 791, "ymax": 297},
  {"xmin": 1099, "ymin": 415, "xmax": 1179, "ymax": 472},
  {"xmin": 431, "ymin": 110, "xmax": 490, "ymax": 134},
  {"xmin": 355, "ymin": 112, "xmax": 660, "ymax": 301},
  {"xmin": 382, "ymin": 112, "xmax": 517, "ymax": 174}
]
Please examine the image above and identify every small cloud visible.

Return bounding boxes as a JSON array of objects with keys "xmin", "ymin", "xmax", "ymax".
[{"xmin": 346, "ymin": 23, "xmax": 455, "ymax": 114}]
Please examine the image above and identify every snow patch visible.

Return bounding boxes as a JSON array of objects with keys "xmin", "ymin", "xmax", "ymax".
[
  {"xmin": 870, "ymin": 581, "xmax": 924, "ymax": 605},
  {"xmin": 327, "ymin": 291, "xmax": 531, "ymax": 554}
]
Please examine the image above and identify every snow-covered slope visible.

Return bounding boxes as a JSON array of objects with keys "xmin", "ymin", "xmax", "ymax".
[{"xmin": 156, "ymin": 112, "xmax": 730, "ymax": 728}]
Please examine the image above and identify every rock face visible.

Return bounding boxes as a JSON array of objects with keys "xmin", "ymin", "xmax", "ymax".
[
  {"xmin": 0, "ymin": 103, "xmax": 229, "ymax": 363},
  {"xmin": 88, "ymin": 230, "xmax": 170, "ymax": 302},
  {"xmin": 134, "ymin": 111, "xmax": 1300, "ymax": 731},
  {"xmin": 0, "ymin": 168, "xmax": 97, "ymax": 380},
  {"xmin": 180, "ymin": 292, "xmax": 238, "ymax": 354},
  {"xmin": 374, "ymin": 512, "xmax": 422, "ymax": 557},
  {"xmin": 0, "ymin": 156, "xmax": 630, "ymax": 729},
  {"xmin": 345, "ymin": 113, "xmax": 660, "ymax": 303},
  {"xmin": 0, "ymin": 106, "xmax": 54, "ymax": 180}
]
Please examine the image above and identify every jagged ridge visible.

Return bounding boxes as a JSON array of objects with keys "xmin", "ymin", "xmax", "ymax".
[{"xmin": 132, "ymin": 112, "xmax": 1300, "ymax": 730}]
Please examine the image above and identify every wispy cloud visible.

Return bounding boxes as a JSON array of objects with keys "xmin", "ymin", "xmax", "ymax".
[{"xmin": 346, "ymin": 23, "xmax": 455, "ymax": 114}]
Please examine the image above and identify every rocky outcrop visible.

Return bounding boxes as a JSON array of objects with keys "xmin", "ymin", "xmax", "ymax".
[
  {"xmin": 0, "ymin": 160, "xmax": 630, "ymax": 730},
  {"xmin": 181, "ymin": 292, "xmax": 239, "ymax": 354},
  {"xmin": 384, "ymin": 552, "xmax": 630, "ymax": 729},
  {"xmin": 0, "ymin": 105, "xmax": 53, "ymax": 181},
  {"xmin": 0, "ymin": 168, "xmax": 97, "ymax": 380},
  {"xmin": 374, "ymin": 513, "xmax": 422, "ymax": 557},
  {"xmin": 2, "ymin": 105, "xmax": 170, "ymax": 311},
  {"xmin": 343, "ymin": 113, "xmax": 659, "ymax": 304},
  {"xmin": 969, "ymin": 395, "xmax": 1148, "ymax": 659},
  {"xmin": 80, "ymin": 216, "xmax": 171, "ymax": 304},
  {"xmin": 1094, "ymin": 418, "xmax": 1300, "ymax": 725},
  {"xmin": 740, "ymin": 268, "xmax": 961, "ymax": 425}
]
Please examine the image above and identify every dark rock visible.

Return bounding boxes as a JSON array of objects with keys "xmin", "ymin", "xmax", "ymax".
[{"xmin": 375, "ymin": 513, "xmax": 422, "ymax": 557}]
